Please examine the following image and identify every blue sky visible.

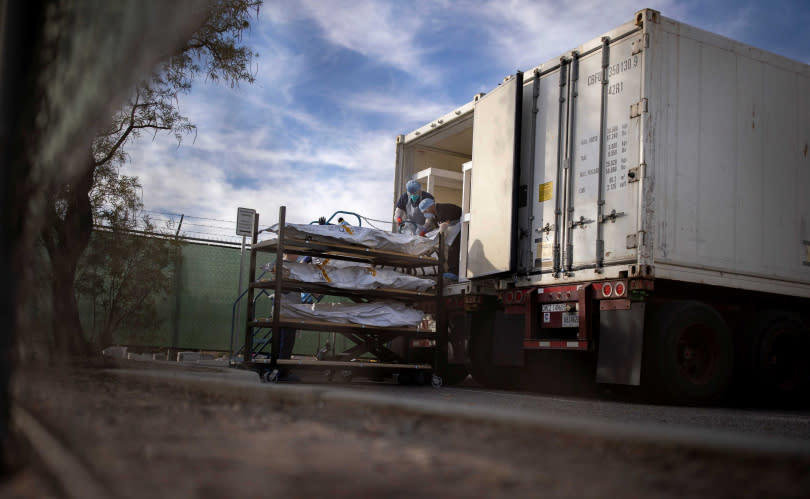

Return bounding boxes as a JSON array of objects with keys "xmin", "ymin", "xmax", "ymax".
[{"xmin": 127, "ymin": 0, "xmax": 810, "ymax": 244}]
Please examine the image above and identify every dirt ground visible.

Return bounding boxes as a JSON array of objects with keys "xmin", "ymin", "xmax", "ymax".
[{"xmin": 3, "ymin": 363, "xmax": 810, "ymax": 498}]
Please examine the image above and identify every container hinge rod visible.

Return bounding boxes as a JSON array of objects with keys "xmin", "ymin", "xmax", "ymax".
[
  {"xmin": 598, "ymin": 209, "xmax": 626, "ymax": 223},
  {"xmin": 569, "ymin": 216, "xmax": 595, "ymax": 229},
  {"xmin": 596, "ymin": 240, "xmax": 604, "ymax": 271},
  {"xmin": 630, "ymin": 98, "xmax": 648, "ymax": 118}
]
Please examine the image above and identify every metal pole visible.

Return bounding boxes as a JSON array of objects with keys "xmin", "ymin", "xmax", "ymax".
[
  {"xmin": 231, "ymin": 235, "xmax": 247, "ymax": 362},
  {"xmin": 270, "ymin": 206, "xmax": 286, "ymax": 371},
  {"xmin": 243, "ymin": 214, "xmax": 259, "ymax": 366}
]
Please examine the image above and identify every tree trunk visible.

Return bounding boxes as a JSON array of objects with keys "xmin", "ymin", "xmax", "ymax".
[
  {"xmin": 50, "ymin": 260, "xmax": 91, "ymax": 356},
  {"xmin": 42, "ymin": 157, "xmax": 96, "ymax": 358}
]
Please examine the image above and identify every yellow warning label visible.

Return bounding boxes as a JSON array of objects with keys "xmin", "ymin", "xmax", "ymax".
[
  {"xmin": 316, "ymin": 260, "xmax": 332, "ymax": 282},
  {"xmin": 538, "ymin": 181, "xmax": 553, "ymax": 202}
]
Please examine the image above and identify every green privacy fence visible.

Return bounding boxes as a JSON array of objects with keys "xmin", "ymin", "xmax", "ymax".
[{"xmin": 79, "ymin": 233, "xmax": 355, "ymax": 357}]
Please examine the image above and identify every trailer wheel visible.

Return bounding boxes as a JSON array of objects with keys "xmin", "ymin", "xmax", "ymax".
[
  {"xmin": 755, "ymin": 312, "xmax": 810, "ymax": 400},
  {"xmin": 468, "ymin": 310, "xmax": 521, "ymax": 389},
  {"xmin": 644, "ymin": 301, "xmax": 733, "ymax": 404},
  {"xmin": 441, "ymin": 364, "xmax": 469, "ymax": 386},
  {"xmin": 397, "ymin": 371, "xmax": 414, "ymax": 385}
]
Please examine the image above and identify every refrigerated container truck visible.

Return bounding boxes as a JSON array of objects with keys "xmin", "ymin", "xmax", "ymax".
[{"xmin": 394, "ymin": 8, "xmax": 810, "ymax": 402}]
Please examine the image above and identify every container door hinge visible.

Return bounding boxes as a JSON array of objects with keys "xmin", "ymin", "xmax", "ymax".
[
  {"xmin": 631, "ymin": 34, "xmax": 649, "ymax": 55},
  {"xmin": 569, "ymin": 216, "xmax": 595, "ymax": 229},
  {"xmin": 598, "ymin": 209, "xmax": 626, "ymax": 224},
  {"xmin": 536, "ymin": 223, "xmax": 556, "ymax": 234},
  {"xmin": 627, "ymin": 231, "xmax": 646, "ymax": 249},
  {"xmin": 628, "ymin": 162, "xmax": 645, "ymax": 183},
  {"xmin": 630, "ymin": 98, "xmax": 648, "ymax": 118}
]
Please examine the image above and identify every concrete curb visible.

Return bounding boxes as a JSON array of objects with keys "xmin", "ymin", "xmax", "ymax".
[{"xmin": 110, "ymin": 366, "xmax": 810, "ymax": 459}]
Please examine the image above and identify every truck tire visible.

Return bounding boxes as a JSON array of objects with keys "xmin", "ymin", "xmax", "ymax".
[
  {"xmin": 441, "ymin": 364, "xmax": 469, "ymax": 386},
  {"xmin": 754, "ymin": 311, "xmax": 810, "ymax": 402},
  {"xmin": 467, "ymin": 310, "xmax": 521, "ymax": 389},
  {"xmin": 644, "ymin": 301, "xmax": 733, "ymax": 404},
  {"xmin": 442, "ymin": 312, "xmax": 469, "ymax": 386}
]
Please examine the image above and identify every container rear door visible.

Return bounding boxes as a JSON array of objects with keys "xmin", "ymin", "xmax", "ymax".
[
  {"xmin": 531, "ymin": 62, "xmax": 569, "ymax": 274},
  {"xmin": 564, "ymin": 36, "xmax": 643, "ymax": 272},
  {"xmin": 466, "ymin": 73, "xmax": 523, "ymax": 278}
]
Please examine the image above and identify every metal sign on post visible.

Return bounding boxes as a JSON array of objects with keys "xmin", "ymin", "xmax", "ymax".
[
  {"xmin": 232, "ymin": 207, "xmax": 256, "ymax": 363},
  {"xmin": 236, "ymin": 207, "xmax": 256, "ymax": 236}
]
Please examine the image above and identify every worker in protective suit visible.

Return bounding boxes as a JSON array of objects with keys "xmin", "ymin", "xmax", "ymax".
[
  {"xmin": 394, "ymin": 179, "xmax": 434, "ymax": 232},
  {"xmin": 418, "ymin": 197, "xmax": 462, "ymax": 277}
]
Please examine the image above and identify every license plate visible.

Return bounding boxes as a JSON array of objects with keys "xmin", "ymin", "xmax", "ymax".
[{"xmin": 562, "ymin": 312, "xmax": 579, "ymax": 328}]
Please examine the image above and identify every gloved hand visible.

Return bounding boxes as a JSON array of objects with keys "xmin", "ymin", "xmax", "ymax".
[
  {"xmin": 417, "ymin": 225, "xmax": 426, "ymax": 237},
  {"xmin": 396, "ymin": 216, "xmax": 402, "ymax": 224},
  {"xmin": 318, "ymin": 216, "xmax": 326, "ymax": 225}
]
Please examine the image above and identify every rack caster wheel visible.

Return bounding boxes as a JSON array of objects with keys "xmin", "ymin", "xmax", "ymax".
[
  {"xmin": 431, "ymin": 375, "xmax": 443, "ymax": 389},
  {"xmin": 340, "ymin": 370, "xmax": 353, "ymax": 383},
  {"xmin": 324, "ymin": 369, "xmax": 334, "ymax": 382},
  {"xmin": 262, "ymin": 369, "xmax": 279, "ymax": 383}
]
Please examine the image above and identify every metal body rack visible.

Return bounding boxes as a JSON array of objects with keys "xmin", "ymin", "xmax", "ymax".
[{"xmin": 242, "ymin": 206, "xmax": 448, "ymax": 386}]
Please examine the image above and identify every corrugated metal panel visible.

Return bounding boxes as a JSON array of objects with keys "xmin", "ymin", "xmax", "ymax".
[{"xmin": 648, "ymin": 16, "xmax": 810, "ymax": 295}]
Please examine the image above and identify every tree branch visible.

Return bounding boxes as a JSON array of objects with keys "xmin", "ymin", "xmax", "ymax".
[{"xmin": 93, "ymin": 93, "xmax": 140, "ymax": 167}]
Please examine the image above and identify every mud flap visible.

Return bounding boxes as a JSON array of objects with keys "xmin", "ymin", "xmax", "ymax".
[
  {"xmin": 596, "ymin": 303, "xmax": 645, "ymax": 385},
  {"xmin": 493, "ymin": 311, "xmax": 525, "ymax": 366}
]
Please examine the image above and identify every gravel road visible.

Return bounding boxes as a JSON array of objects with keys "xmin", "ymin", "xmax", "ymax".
[{"xmin": 2, "ymin": 361, "xmax": 809, "ymax": 498}]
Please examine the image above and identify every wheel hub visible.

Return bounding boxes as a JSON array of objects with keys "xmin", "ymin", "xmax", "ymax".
[{"xmin": 677, "ymin": 325, "xmax": 718, "ymax": 385}]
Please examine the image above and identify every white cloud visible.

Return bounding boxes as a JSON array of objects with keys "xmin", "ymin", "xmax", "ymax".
[
  {"xmin": 343, "ymin": 91, "xmax": 457, "ymax": 124},
  {"xmin": 132, "ymin": 137, "xmax": 394, "ymax": 237},
  {"xmin": 126, "ymin": 103, "xmax": 399, "ymax": 235},
  {"xmin": 263, "ymin": 0, "xmax": 439, "ymax": 84},
  {"xmin": 472, "ymin": 0, "xmax": 682, "ymax": 70}
]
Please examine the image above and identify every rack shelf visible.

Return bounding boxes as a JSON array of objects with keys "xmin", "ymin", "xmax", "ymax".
[
  {"xmin": 252, "ymin": 236, "xmax": 439, "ymax": 268},
  {"xmin": 241, "ymin": 206, "xmax": 448, "ymax": 385},
  {"xmin": 248, "ymin": 317, "xmax": 432, "ymax": 337},
  {"xmin": 251, "ymin": 279, "xmax": 437, "ymax": 302}
]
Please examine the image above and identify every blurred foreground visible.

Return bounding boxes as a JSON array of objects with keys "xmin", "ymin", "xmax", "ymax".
[{"xmin": 3, "ymin": 361, "xmax": 810, "ymax": 498}]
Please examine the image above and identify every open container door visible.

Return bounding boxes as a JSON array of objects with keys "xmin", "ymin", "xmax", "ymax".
[{"xmin": 466, "ymin": 73, "xmax": 523, "ymax": 278}]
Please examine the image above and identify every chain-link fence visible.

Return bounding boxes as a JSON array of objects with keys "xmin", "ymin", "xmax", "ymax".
[{"xmin": 77, "ymin": 234, "xmax": 355, "ymax": 357}]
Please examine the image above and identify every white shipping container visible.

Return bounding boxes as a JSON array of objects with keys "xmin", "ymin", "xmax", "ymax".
[{"xmin": 395, "ymin": 9, "xmax": 810, "ymax": 299}]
